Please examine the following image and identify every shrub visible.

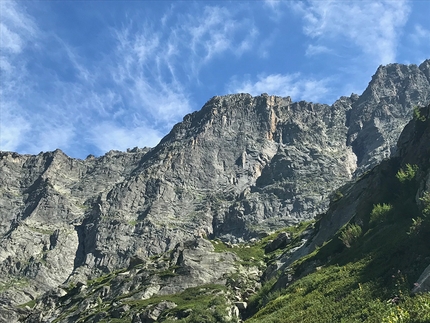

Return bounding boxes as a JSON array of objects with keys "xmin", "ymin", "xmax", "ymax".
[
  {"xmin": 382, "ymin": 306, "xmax": 410, "ymax": 323},
  {"xmin": 396, "ymin": 164, "xmax": 419, "ymax": 183},
  {"xmin": 330, "ymin": 190, "xmax": 343, "ymax": 203},
  {"xmin": 339, "ymin": 223, "xmax": 362, "ymax": 248},
  {"xmin": 370, "ymin": 203, "xmax": 393, "ymax": 224},
  {"xmin": 413, "ymin": 106, "xmax": 426, "ymax": 122},
  {"xmin": 419, "ymin": 191, "xmax": 430, "ymax": 217}
]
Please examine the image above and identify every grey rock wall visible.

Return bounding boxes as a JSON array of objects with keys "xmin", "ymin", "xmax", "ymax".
[{"xmin": 0, "ymin": 60, "xmax": 429, "ymax": 312}]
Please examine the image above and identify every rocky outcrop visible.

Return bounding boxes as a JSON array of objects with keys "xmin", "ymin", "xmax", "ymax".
[
  {"xmin": 275, "ymin": 102, "xmax": 430, "ymax": 280},
  {"xmin": 264, "ymin": 232, "xmax": 291, "ymax": 254},
  {"xmin": 20, "ymin": 237, "xmax": 245, "ymax": 323},
  {"xmin": 347, "ymin": 60, "xmax": 430, "ymax": 170},
  {"xmin": 0, "ymin": 60, "xmax": 429, "ymax": 320}
]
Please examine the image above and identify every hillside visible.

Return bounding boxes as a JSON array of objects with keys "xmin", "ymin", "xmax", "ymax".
[
  {"xmin": 0, "ymin": 60, "xmax": 429, "ymax": 322},
  {"xmin": 246, "ymin": 103, "xmax": 430, "ymax": 323}
]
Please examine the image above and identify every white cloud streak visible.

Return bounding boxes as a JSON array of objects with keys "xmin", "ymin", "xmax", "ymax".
[
  {"xmin": 292, "ymin": 0, "xmax": 410, "ymax": 64},
  {"xmin": 305, "ymin": 44, "xmax": 331, "ymax": 57},
  {"xmin": 0, "ymin": 1, "xmax": 38, "ymax": 152},
  {"xmin": 0, "ymin": 1, "xmax": 37, "ymax": 54},
  {"xmin": 0, "ymin": 2, "xmax": 259, "ymax": 157},
  {"xmin": 174, "ymin": 6, "xmax": 258, "ymax": 77},
  {"xmin": 89, "ymin": 122, "xmax": 162, "ymax": 153},
  {"xmin": 228, "ymin": 73, "xmax": 330, "ymax": 103},
  {"xmin": 411, "ymin": 24, "xmax": 430, "ymax": 44}
]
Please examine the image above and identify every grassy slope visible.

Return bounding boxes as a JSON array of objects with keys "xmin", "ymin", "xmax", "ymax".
[{"xmin": 246, "ymin": 162, "xmax": 430, "ymax": 323}]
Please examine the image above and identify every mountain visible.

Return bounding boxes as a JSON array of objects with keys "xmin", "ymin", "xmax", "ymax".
[
  {"xmin": 245, "ymin": 103, "xmax": 430, "ymax": 323},
  {"xmin": 0, "ymin": 60, "xmax": 429, "ymax": 322}
]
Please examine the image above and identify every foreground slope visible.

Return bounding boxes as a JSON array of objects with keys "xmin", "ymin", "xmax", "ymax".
[
  {"xmin": 0, "ymin": 60, "xmax": 429, "ymax": 321},
  {"xmin": 246, "ymin": 103, "xmax": 430, "ymax": 323}
]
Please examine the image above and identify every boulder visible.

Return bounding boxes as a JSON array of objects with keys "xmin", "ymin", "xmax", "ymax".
[{"xmin": 265, "ymin": 232, "xmax": 291, "ymax": 253}]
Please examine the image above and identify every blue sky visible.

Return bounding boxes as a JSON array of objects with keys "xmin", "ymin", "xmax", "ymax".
[{"xmin": 1, "ymin": 0, "xmax": 429, "ymax": 159}]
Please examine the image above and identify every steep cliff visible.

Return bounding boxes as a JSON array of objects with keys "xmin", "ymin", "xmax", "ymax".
[
  {"xmin": 245, "ymin": 104, "xmax": 430, "ymax": 323},
  {"xmin": 0, "ymin": 60, "xmax": 429, "ymax": 321}
]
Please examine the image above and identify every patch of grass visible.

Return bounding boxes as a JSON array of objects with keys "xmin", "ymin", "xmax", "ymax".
[
  {"xmin": 339, "ymin": 223, "xmax": 362, "ymax": 248},
  {"xmin": 420, "ymin": 191, "xmax": 430, "ymax": 217},
  {"xmin": 369, "ymin": 203, "xmax": 393, "ymax": 225},
  {"xmin": 211, "ymin": 221, "xmax": 314, "ymax": 268},
  {"xmin": 17, "ymin": 299, "xmax": 37, "ymax": 309},
  {"xmin": 128, "ymin": 220, "xmax": 138, "ymax": 226},
  {"xmin": 396, "ymin": 164, "xmax": 419, "ymax": 183},
  {"xmin": 158, "ymin": 266, "xmax": 181, "ymax": 279},
  {"xmin": 87, "ymin": 272, "xmax": 115, "ymax": 287},
  {"xmin": 244, "ymin": 163, "xmax": 430, "ymax": 323},
  {"xmin": 247, "ymin": 251, "xmax": 430, "ymax": 323},
  {"xmin": 413, "ymin": 106, "xmax": 427, "ymax": 122},
  {"xmin": 0, "ymin": 276, "xmax": 29, "ymax": 292},
  {"xmin": 26, "ymin": 225, "xmax": 54, "ymax": 235},
  {"xmin": 118, "ymin": 284, "xmax": 231, "ymax": 323}
]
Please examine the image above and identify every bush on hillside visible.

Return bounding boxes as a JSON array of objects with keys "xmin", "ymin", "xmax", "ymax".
[
  {"xmin": 370, "ymin": 203, "xmax": 393, "ymax": 225},
  {"xmin": 339, "ymin": 223, "xmax": 362, "ymax": 248},
  {"xmin": 396, "ymin": 164, "xmax": 419, "ymax": 183}
]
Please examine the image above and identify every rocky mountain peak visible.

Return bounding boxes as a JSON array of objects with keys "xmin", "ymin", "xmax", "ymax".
[
  {"xmin": 347, "ymin": 61, "xmax": 430, "ymax": 168},
  {"xmin": 0, "ymin": 60, "xmax": 429, "ymax": 321}
]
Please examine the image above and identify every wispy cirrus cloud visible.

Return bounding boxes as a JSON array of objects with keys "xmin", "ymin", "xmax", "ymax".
[
  {"xmin": 305, "ymin": 44, "xmax": 331, "ymax": 57},
  {"xmin": 228, "ymin": 73, "xmax": 331, "ymax": 103},
  {"xmin": 0, "ymin": 1, "xmax": 37, "ymax": 54},
  {"xmin": 291, "ymin": 0, "xmax": 410, "ymax": 64},
  {"xmin": 105, "ymin": 4, "xmax": 257, "ymax": 132},
  {"xmin": 410, "ymin": 24, "xmax": 430, "ymax": 49},
  {"xmin": 0, "ymin": 2, "xmax": 259, "ymax": 158},
  {"xmin": 404, "ymin": 24, "xmax": 430, "ymax": 64},
  {"xmin": 0, "ymin": 1, "xmax": 38, "ymax": 152},
  {"xmin": 89, "ymin": 122, "xmax": 162, "ymax": 153},
  {"xmin": 2, "ymin": 0, "xmax": 424, "ymax": 159},
  {"xmin": 173, "ymin": 5, "xmax": 258, "ymax": 78}
]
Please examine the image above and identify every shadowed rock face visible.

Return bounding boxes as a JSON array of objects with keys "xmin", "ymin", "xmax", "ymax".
[{"xmin": 0, "ymin": 60, "xmax": 429, "ymax": 312}]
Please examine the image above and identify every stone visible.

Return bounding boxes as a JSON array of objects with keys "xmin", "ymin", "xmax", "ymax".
[
  {"xmin": 412, "ymin": 263, "xmax": 430, "ymax": 293},
  {"xmin": 0, "ymin": 60, "xmax": 430, "ymax": 322},
  {"xmin": 264, "ymin": 232, "xmax": 291, "ymax": 253},
  {"xmin": 111, "ymin": 304, "xmax": 130, "ymax": 318},
  {"xmin": 136, "ymin": 301, "xmax": 177, "ymax": 322},
  {"xmin": 234, "ymin": 301, "xmax": 248, "ymax": 310}
]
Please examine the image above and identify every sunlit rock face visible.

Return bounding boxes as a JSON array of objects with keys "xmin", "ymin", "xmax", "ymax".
[
  {"xmin": 0, "ymin": 60, "xmax": 429, "ymax": 318},
  {"xmin": 347, "ymin": 60, "xmax": 430, "ymax": 170}
]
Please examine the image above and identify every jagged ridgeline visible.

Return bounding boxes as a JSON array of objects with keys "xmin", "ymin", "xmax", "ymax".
[{"xmin": 0, "ymin": 60, "xmax": 429, "ymax": 322}]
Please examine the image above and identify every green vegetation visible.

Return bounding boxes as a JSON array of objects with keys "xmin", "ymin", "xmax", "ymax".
[
  {"xmin": 98, "ymin": 284, "xmax": 233, "ymax": 323},
  {"xmin": 330, "ymin": 190, "xmax": 344, "ymax": 203},
  {"xmin": 17, "ymin": 299, "xmax": 37, "ymax": 309},
  {"xmin": 420, "ymin": 191, "xmax": 430, "ymax": 217},
  {"xmin": 211, "ymin": 220, "xmax": 314, "ymax": 267},
  {"xmin": 413, "ymin": 106, "xmax": 426, "ymax": 122},
  {"xmin": 87, "ymin": 273, "xmax": 113, "ymax": 288},
  {"xmin": 396, "ymin": 164, "xmax": 419, "ymax": 183},
  {"xmin": 211, "ymin": 240, "xmax": 264, "ymax": 267},
  {"xmin": 26, "ymin": 225, "xmax": 55, "ymax": 235},
  {"xmin": 158, "ymin": 266, "xmax": 180, "ymax": 278},
  {"xmin": 338, "ymin": 223, "xmax": 362, "ymax": 248},
  {"xmin": 247, "ymin": 259, "xmax": 430, "ymax": 323},
  {"xmin": 128, "ymin": 219, "xmax": 138, "ymax": 226},
  {"xmin": 244, "ymin": 161, "xmax": 430, "ymax": 323},
  {"xmin": 370, "ymin": 203, "xmax": 393, "ymax": 225},
  {"xmin": 408, "ymin": 192, "xmax": 430, "ymax": 235},
  {"xmin": 0, "ymin": 276, "xmax": 29, "ymax": 292},
  {"xmin": 247, "ymin": 276, "xmax": 280, "ymax": 312}
]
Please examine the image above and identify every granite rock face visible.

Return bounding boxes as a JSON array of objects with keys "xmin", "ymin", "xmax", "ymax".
[
  {"xmin": 347, "ymin": 60, "xmax": 430, "ymax": 170},
  {"xmin": 0, "ymin": 60, "xmax": 429, "ymax": 319}
]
